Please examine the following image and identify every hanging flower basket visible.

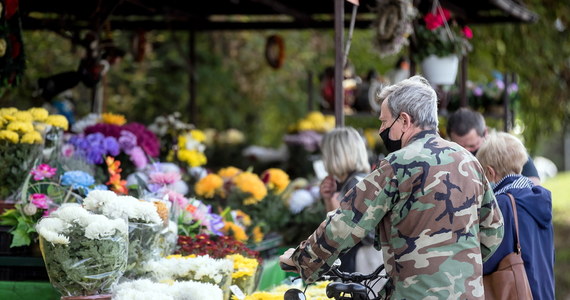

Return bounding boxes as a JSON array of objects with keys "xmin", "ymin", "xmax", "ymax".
[{"xmin": 421, "ymin": 54, "xmax": 459, "ymax": 86}]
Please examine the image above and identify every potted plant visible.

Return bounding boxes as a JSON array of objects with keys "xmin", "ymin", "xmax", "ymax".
[{"xmin": 413, "ymin": 5, "xmax": 473, "ymax": 85}]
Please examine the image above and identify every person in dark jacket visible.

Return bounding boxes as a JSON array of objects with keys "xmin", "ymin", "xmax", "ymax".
[{"xmin": 477, "ymin": 132, "xmax": 555, "ymax": 300}]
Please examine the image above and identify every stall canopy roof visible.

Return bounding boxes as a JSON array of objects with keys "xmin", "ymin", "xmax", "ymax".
[{"xmin": 20, "ymin": 0, "xmax": 538, "ymax": 31}]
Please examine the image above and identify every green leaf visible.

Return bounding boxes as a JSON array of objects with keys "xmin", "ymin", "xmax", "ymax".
[{"xmin": 10, "ymin": 227, "xmax": 31, "ymax": 247}]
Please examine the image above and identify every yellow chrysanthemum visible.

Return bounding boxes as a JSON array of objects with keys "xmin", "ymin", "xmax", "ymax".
[
  {"xmin": 222, "ymin": 221, "xmax": 248, "ymax": 242},
  {"xmin": 166, "ymin": 254, "xmax": 182, "ymax": 259},
  {"xmin": 20, "ymin": 131, "xmax": 43, "ymax": 144},
  {"xmin": 252, "ymin": 226, "xmax": 264, "ymax": 243},
  {"xmin": 101, "ymin": 112, "xmax": 126, "ymax": 125},
  {"xmin": 236, "ymin": 292, "xmax": 282, "ymax": 300},
  {"xmin": 190, "ymin": 129, "xmax": 206, "ymax": 143},
  {"xmin": 7, "ymin": 121, "xmax": 34, "ymax": 133},
  {"xmin": 218, "ymin": 166, "xmax": 242, "ymax": 179},
  {"xmin": 177, "ymin": 149, "xmax": 207, "ymax": 167},
  {"xmin": 0, "ymin": 130, "xmax": 18, "ymax": 143},
  {"xmin": 28, "ymin": 107, "xmax": 49, "ymax": 122},
  {"xmin": 0, "ymin": 107, "xmax": 17, "ymax": 116},
  {"xmin": 233, "ymin": 172, "xmax": 267, "ymax": 205},
  {"xmin": 194, "ymin": 173, "xmax": 223, "ymax": 198},
  {"xmin": 235, "ymin": 210, "xmax": 252, "ymax": 227},
  {"xmin": 306, "ymin": 111, "xmax": 326, "ymax": 124},
  {"xmin": 45, "ymin": 115, "xmax": 69, "ymax": 130},
  {"xmin": 34, "ymin": 123, "xmax": 47, "ymax": 133},
  {"xmin": 262, "ymin": 168, "xmax": 290, "ymax": 194},
  {"xmin": 13, "ymin": 111, "xmax": 33, "ymax": 122}
]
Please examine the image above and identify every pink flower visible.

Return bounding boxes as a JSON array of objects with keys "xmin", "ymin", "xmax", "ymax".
[
  {"xmin": 61, "ymin": 144, "xmax": 75, "ymax": 158},
  {"xmin": 30, "ymin": 164, "xmax": 57, "ymax": 181},
  {"xmin": 423, "ymin": 9, "xmax": 450, "ymax": 30},
  {"xmin": 29, "ymin": 193, "xmax": 53, "ymax": 210},
  {"xmin": 150, "ymin": 172, "xmax": 181, "ymax": 185},
  {"xmin": 43, "ymin": 208, "xmax": 57, "ymax": 217},
  {"xmin": 462, "ymin": 26, "xmax": 473, "ymax": 39},
  {"xmin": 167, "ymin": 190, "xmax": 188, "ymax": 208},
  {"xmin": 129, "ymin": 146, "xmax": 148, "ymax": 169}
]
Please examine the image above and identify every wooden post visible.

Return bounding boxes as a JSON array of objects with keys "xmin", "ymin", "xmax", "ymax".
[
  {"xmin": 503, "ymin": 71, "xmax": 511, "ymax": 132},
  {"xmin": 459, "ymin": 55, "xmax": 468, "ymax": 107},
  {"xmin": 334, "ymin": 0, "xmax": 344, "ymax": 127}
]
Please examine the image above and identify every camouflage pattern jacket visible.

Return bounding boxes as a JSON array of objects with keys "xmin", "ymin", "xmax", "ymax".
[{"xmin": 291, "ymin": 130, "xmax": 504, "ymax": 299}]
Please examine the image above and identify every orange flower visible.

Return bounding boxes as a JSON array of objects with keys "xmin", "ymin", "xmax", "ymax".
[
  {"xmin": 262, "ymin": 168, "xmax": 290, "ymax": 194},
  {"xmin": 194, "ymin": 174, "xmax": 223, "ymax": 198},
  {"xmin": 233, "ymin": 172, "xmax": 267, "ymax": 205},
  {"xmin": 222, "ymin": 221, "xmax": 248, "ymax": 242},
  {"xmin": 217, "ymin": 166, "xmax": 242, "ymax": 179},
  {"xmin": 105, "ymin": 156, "xmax": 127, "ymax": 194}
]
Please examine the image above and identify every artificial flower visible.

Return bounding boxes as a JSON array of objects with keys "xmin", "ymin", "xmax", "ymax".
[
  {"xmin": 13, "ymin": 111, "xmax": 33, "ymax": 122},
  {"xmin": 30, "ymin": 193, "xmax": 53, "ymax": 209},
  {"xmin": 221, "ymin": 221, "xmax": 248, "ymax": 242},
  {"xmin": 61, "ymin": 171, "xmax": 96, "ymax": 192}
]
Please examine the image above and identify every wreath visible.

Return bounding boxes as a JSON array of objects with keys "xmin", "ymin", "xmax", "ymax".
[
  {"xmin": 372, "ymin": 0, "xmax": 416, "ymax": 57},
  {"xmin": 0, "ymin": 0, "xmax": 26, "ymax": 90},
  {"xmin": 265, "ymin": 35, "xmax": 285, "ymax": 69}
]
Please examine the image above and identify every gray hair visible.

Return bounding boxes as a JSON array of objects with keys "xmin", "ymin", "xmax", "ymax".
[
  {"xmin": 321, "ymin": 127, "xmax": 370, "ymax": 179},
  {"xmin": 476, "ymin": 132, "xmax": 528, "ymax": 178},
  {"xmin": 376, "ymin": 75, "xmax": 439, "ymax": 129}
]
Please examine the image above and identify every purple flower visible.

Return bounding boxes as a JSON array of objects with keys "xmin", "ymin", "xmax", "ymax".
[
  {"xmin": 84, "ymin": 123, "xmax": 122, "ymax": 139},
  {"xmin": 104, "ymin": 136, "xmax": 120, "ymax": 156},
  {"xmin": 123, "ymin": 123, "xmax": 160, "ymax": 157},
  {"xmin": 507, "ymin": 83, "xmax": 518, "ymax": 94},
  {"xmin": 129, "ymin": 146, "xmax": 148, "ymax": 169},
  {"xmin": 493, "ymin": 79, "xmax": 505, "ymax": 90},
  {"xmin": 472, "ymin": 86, "xmax": 484, "ymax": 97},
  {"xmin": 119, "ymin": 130, "xmax": 137, "ymax": 153},
  {"xmin": 87, "ymin": 147, "xmax": 106, "ymax": 164}
]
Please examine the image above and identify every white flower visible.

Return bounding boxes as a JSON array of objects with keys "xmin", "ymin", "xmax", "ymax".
[
  {"xmin": 113, "ymin": 279, "xmax": 222, "ymax": 300},
  {"xmin": 83, "ymin": 190, "xmax": 119, "ymax": 212},
  {"xmin": 126, "ymin": 172, "xmax": 149, "ymax": 187},
  {"xmin": 71, "ymin": 113, "xmax": 100, "ymax": 133},
  {"xmin": 36, "ymin": 218, "xmax": 70, "ymax": 245},
  {"xmin": 51, "ymin": 203, "xmax": 90, "ymax": 224},
  {"xmin": 84, "ymin": 215, "xmax": 128, "ymax": 239},
  {"xmin": 168, "ymin": 180, "xmax": 188, "ymax": 195},
  {"xmin": 146, "ymin": 256, "xmax": 233, "ymax": 285},
  {"xmin": 288, "ymin": 189, "xmax": 316, "ymax": 214}
]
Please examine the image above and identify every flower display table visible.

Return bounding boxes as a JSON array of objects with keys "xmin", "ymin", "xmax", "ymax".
[{"xmin": 0, "ymin": 281, "xmax": 59, "ymax": 300}]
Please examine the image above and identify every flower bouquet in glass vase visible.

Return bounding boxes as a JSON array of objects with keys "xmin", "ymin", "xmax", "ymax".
[
  {"xmin": 82, "ymin": 190, "xmax": 164, "ymax": 278},
  {"xmin": 36, "ymin": 204, "xmax": 128, "ymax": 299}
]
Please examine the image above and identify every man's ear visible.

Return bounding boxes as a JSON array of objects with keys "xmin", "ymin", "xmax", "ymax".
[{"xmin": 401, "ymin": 112, "xmax": 413, "ymax": 130}]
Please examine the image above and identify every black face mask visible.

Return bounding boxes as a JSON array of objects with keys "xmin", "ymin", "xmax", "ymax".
[
  {"xmin": 470, "ymin": 149, "xmax": 478, "ymax": 156},
  {"xmin": 379, "ymin": 117, "xmax": 404, "ymax": 153}
]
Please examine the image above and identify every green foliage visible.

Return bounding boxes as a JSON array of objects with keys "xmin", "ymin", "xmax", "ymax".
[
  {"xmin": 543, "ymin": 171, "xmax": 570, "ymax": 224},
  {"xmin": 468, "ymin": 0, "xmax": 570, "ymax": 153}
]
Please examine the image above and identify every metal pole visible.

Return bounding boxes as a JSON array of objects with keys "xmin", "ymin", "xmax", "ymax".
[
  {"xmin": 503, "ymin": 71, "xmax": 510, "ymax": 132},
  {"xmin": 334, "ymin": 0, "xmax": 344, "ymax": 127}
]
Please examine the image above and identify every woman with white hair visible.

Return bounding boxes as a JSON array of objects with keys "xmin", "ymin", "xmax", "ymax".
[
  {"xmin": 319, "ymin": 126, "xmax": 383, "ymax": 275},
  {"xmin": 477, "ymin": 132, "xmax": 554, "ymax": 300}
]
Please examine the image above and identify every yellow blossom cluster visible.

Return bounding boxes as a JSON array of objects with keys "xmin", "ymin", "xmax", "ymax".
[
  {"xmin": 222, "ymin": 221, "xmax": 248, "ymax": 242},
  {"xmin": 237, "ymin": 281, "xmax": 331, "ymax": 300},
  {"xmin": 227, "ymin": 254, "xmax": 259, "ymax": 279},
  {"xmin": 101, "ymin": 112, "xmax": 127, "ymax": 125},
  {"xmin": 218, "ymin": 166, "xmax": 242, "ymax": 179},
  {"xmin": 194, "ymin": 174, "xmax": 224, "ymax": 198},
  {"xmin": 233, "ymin": 172, "xmax": 267, "ymax": 205},
  {"xmin": 175, "ymin": 130, "xmax": 208, "ymax": 168},
  {"xmin": 289, "ymin": 111, "xmax": 335, "ymax": 133},
  {"xmin": 0, "ymin": 107, "xmax": 68, "ymax": 144},
  {"xmin": 262, "ymin": 168, "xmax": 290, "ymax": 194}
]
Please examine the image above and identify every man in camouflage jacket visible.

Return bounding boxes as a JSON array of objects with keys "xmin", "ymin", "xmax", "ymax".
[{"xmin": 280, "ymin": 76, "xmax": 504, "ymax": 299}]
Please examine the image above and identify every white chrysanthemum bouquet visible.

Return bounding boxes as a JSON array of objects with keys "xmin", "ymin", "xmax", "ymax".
[
  {"xmin": 113, "ymin": 279, "xmax": 223, "ymax": 300},
  {"xmin": 36, "ymin": 204, "xmax": 128, "ymax": 297},
  {"xmin": 83, "ymin": 190, "xmax": 164, "ymax": 278},
  {"xmin": 145, "ymin": 255, "xmax": 234, "ymax": 300}
]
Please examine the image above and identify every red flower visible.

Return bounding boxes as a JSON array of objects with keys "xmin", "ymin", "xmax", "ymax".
[
  {"xmin": 462, "ymin": 26, "xmax": 473, "ymax": 39},
  {"xmin": 423, "ymin": 8, "xmax": 451, "ymax": 31}
]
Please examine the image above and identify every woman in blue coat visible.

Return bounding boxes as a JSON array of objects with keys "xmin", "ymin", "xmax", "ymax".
[{"xmin": 477, "ymin": 132, "xmax": 554, "ymax": 299}]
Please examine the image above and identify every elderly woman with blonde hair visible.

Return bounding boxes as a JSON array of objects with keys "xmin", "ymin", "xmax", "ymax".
[
  {"xmin": 477, "ymin": 132, "xmax": 554, "ymax": 300},
  {"xmin": 318, "ymin": 126, "xmax": 384, "ymax": 278}
]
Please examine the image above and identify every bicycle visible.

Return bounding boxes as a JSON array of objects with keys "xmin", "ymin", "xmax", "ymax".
[{"xmin": 281, "ymin": 259, "xmax": 389, "ymax": 300}]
